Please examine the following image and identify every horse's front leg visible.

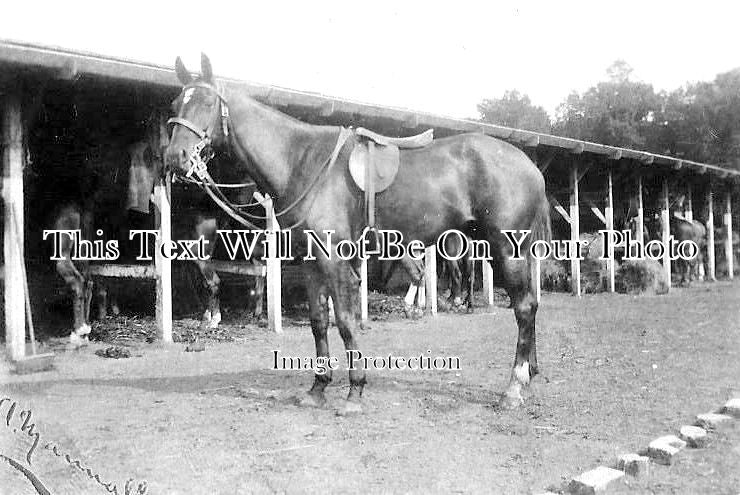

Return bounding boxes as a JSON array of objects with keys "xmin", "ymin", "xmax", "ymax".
[
  {"xmin": 194, "ymin": 259, "xmax": 221, "ymax": 328},
  {"xmin": 297, "ymin": 264, "xmax": 331, "ymax": 408},
  {"xmin": 321, "ymin": 259, "xmax": 367, "ymax": 415}
]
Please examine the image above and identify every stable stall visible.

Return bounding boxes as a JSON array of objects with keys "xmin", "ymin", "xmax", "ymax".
[{"xmin": 2, "ymin": 40, "xmax": 739, "ymax": 362}]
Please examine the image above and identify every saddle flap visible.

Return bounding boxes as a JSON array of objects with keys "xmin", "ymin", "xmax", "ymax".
[{"xmin": 348, "ymin": 141, "xmax": 400, "ymax": 193}]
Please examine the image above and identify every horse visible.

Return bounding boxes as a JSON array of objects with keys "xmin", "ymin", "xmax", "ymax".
[
  {"xmin": 671, "ymin": 214, "xmax": 706, "ymax": 286},
  {"xmin": 164, "ymin": 54, "xmax": 551, "ymax": 412},
  {"xmin": 43, "ymin": 141, "xmax": 144, "ymax": 344}
]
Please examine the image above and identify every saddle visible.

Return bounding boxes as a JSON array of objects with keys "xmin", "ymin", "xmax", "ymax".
[{"xmin": 348, "ymin": 127, "xmax": 434, "ymax": 229}]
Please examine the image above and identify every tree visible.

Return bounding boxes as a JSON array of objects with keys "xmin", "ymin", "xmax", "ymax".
[
  {"xmin": 656, "ymin": 68, "xmax": 740, "ymax": 169},
  {"xmin": 553, "ymin": 60, "xmax": 662, "ymax": 150},
  {"xmin": 477, "ymin": 90, "xmax": 551, "ymax": 133}
]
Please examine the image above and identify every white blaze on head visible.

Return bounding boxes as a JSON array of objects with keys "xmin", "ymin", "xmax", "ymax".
[{"xmin": 183, "ymin": 87, "xmax": 195, "ymax": 105}]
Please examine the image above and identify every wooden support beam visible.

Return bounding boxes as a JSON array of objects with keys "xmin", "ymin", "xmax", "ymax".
[
  {"xmin": 697, "ymin": 166, "xmax": 707, "ymax": 175},
  {"xmin": 706, "ymin": 188, "xmax": 716, "ymax": 281},
  {"xmin": 484, "ymin": 261, "xmax": 495, "ymax": 306},
  {"xmin": 524, "ymin": 135, "xmax": 540, "ymax": 147},
  {"xmin": 610, "ymin": 149, "xmax": 623, "ymax": 160},
  {"xmin": 587, "ymin": 200, "xmax": 606, "ymax": 225},
  {"xmin": 685, "ymin": 185, "xmax": 693, "ymax": 221},
  {"xmin": 154, "ymin": 176, "xmax": 173, "ymax": 343},
  {"xmin": 264, "ymin": 195, "xmax": 283, "ymax": 333},
  {"xmin": 570, "ymin": 162, "xmax": 581, "ymax": 297},
  {"xmin": 209, "ymin": 260, "xmax": 266, "ymax": 277},
  {"xmin": 89, "ymin": 264, "xmax": 156, "ymax": 278},
  {"xmin": 534, "ymin": 258, "xmax": 541, "ymax": 303},
  {"xmin": 642, "ymin": 155, "xmax": 654, "ymax": 165},
  {"xmin": 537, "ymin": 149, "xmax": 556, "ymax": 174},
  {"xmin": 672, "ymin": 160, "xmax": 684, "ymax": 170},
  {"xmin": 549, "ymin": 194, "xmax": 571, "ymax": 224},
  {"xmin": 606, "ymin": 167, "xmax": 615, "ymax": 292},
  {"xmin": 661, "ymin": 179, "xmax": 671, "ymax": 291},
  {"xmin": 725, "ymin": 191, "xmax": 734, "ymax": 279},
  {"xmin": 576, "ymin": 162, "xmax": 592, "ymax": 183},
  {"xmin": 570, "ymin": 143, "xmax": 585, "ymax": 155},
  {"xmin": 424, "ymin": 246, "xmax": 438, "ymax": 316},
  {"xmin": 3, "ymin": 93, "xmax": 26, "ymax": 360},
  {"xmin": 636, "ymin": 175, "xmax": 644, "ymax": 245}
]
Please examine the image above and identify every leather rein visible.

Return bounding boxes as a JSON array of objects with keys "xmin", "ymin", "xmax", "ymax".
[{"xmin": 167, "ymin": 82, "xmax": 352, "ymax": 231}]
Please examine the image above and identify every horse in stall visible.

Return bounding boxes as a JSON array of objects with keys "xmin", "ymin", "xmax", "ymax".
[
  {"xmin": 164, "ymin": 54, "xmax": 550, "ymax": 412},
  {"xmin": 44, "ymin": 137, "xmax": 162, "ymax": 344},
  {"xmin": 381, "ymin": 232, "xmax": 475, "ymax": 316},
  {"xmin": 670, "ymin": 213, "xmax": 707, "ymax": 286}
]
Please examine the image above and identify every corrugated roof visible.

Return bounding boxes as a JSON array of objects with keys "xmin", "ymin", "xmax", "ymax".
[{"xmin": 1, "ymin": 38, "xmax": 738, "ymax": 181}]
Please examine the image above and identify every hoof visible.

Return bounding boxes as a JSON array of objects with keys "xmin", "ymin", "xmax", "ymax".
[
  {"xmin": 500, "ymin": 393, "xmax": 524, "ymax": 410},
  {"xmin": 403, "ymin": 305, "xmax": 423, "ymax": 320},
  {"xmin": 209, "ymin": 312, "xmax": 222, "ymax": 329},
  {"xmin": 296, "ymin": 392, "xmax": 326, "ymax": 408},
  {"xmin": 69, "ymin": 332, "xmax": 89, "ymax": 347},
  {"xmin": 336, "ymin": 400, "xmax": 363, "ymax": 416}
]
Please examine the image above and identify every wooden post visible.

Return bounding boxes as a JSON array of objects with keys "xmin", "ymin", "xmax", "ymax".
[
  {"xmin": 725, "ymin": 191, "xmax": 734, "ymax": 280},
  {"xmin": 636, "ymin": 175, "xmax": 645, "ymax": 245},
  {"xmin": 484, "ymin": 261, "xmax": 495, "ymax": 306},
  {"xmin": 424, "ymin": 246, "xmax": 437, "ymax": 316},
  {"xmin": 661, "ymin": 179, "xmax": 671, "ymax": 290},
  {"xmin": 706, "ymin": 188, "xmax": 716, "ymax": 281},
  {"xmin": 264, "ymin": 195, "xmax": 283, "ymax": 333},
  {"xmin": 569, "ymin": 162, "xmax": 581, "ymax": 297},
  {"xmin": 3, "ymin": 93, "xmax": 26, "ymax": 360},
  {"xmin": 154, "ymin": 176, "xmax": 173, "ymax": 343},
  {"xmin": 685, "ymin": 185, "xmax": 693, "ymax": 221},
  {"xmin": 360, "ymin": 257, "xmax": 368, "ymax": 322},
  {"xmin": 534, "ymin": 258, "xmax": 541, "ymax": 303},
  {"xmin": 606, "ymin": 167, "xmax": 615, "ymax": 292}
]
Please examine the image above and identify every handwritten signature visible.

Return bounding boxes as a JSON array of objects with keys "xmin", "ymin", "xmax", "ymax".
[{"xmin": 1, "ymin": 396, "xmax": 148, "ymax": 495}]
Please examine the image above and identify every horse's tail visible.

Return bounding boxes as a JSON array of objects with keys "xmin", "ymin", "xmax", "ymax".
[{"xmin": 529, "ymin": 196, "xmax": 552, "ymax": 295}]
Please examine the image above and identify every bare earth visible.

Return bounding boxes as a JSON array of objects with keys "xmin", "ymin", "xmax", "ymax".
[{"xmin": 1, "ymin": 281, "xmax": 739, "ymax": 494}]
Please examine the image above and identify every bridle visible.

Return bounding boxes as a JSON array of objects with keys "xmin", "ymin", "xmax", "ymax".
[
  {"xmin": 167, "ymin": 81, "xmax": 352, "ymax": 231},
  {"xmin": 167, "ymin": 81, "xmax": 230, "ymax": 181}
]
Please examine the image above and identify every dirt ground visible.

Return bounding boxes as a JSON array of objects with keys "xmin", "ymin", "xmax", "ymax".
[{"xmin": 1, "ymin": 281, "xmax": 739, "ymax": 494}]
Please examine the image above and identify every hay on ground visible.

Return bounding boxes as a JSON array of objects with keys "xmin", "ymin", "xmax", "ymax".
[{"xmin": 615, "ymin": 259, "xmax": 669, "ymax": 295}]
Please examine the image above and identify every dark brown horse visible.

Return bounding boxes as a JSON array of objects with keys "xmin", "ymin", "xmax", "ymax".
[{"xmin": 164, "ymin": 54, "xmax": 550, "ymax": 412}]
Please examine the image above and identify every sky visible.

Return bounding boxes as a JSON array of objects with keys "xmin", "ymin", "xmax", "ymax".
[{"xmin": 4, "ymin": 1, "xmax": 739, "ymax": 119}]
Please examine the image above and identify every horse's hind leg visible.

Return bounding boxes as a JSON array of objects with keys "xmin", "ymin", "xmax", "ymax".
[
  {"xmin": 194, "ymin": 259, "xmax": 221, "ymax": 328},
  {"xmin": 498, "ymin": 256, "xmax": 539, "ymax": 409},
  {"xmin": 298, "ymin": 264, "xmax": 332, "ymax": 408},
  {"xmin": 399, "ymin": 256, "xmax": 424, "ymax": 318},
  {"xmin": 56, "ymin": 258, "xmax": 91, "ymax": 344}
]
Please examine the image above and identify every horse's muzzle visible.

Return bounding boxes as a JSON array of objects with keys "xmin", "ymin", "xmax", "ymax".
[{"xmin": 164, "ymin": 148, "xmax": 189, "ymax": 175}]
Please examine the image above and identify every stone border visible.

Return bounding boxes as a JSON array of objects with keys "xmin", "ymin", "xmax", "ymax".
[{"xmin": 534, "ymin": 397, "xmax": 739, "ymax": 495}]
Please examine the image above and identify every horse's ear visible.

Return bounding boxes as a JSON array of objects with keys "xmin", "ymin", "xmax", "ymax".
[
  {"xmin": 201, "ymin": 53, "xmax": 213, "ymax": 82},
  {"xmin": 175, "ymin": 56, "xmax": 192, "ymax": 85}
]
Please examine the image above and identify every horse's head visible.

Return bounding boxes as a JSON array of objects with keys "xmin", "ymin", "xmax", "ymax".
[{"xmin": 165, "ymin": 53, "xmax": 229, "ymax": 179}]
